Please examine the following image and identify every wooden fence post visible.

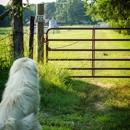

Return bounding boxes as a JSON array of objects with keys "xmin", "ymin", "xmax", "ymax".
[
  {"xmin": 36, "ymin": 4, "xmax": 44, "ymax": 63},
  {"xmin": 12, "ymin": 0, "xmax": 24, "ymax": 59},
  {"xmin": 29, "ymin": 16, "xmax": 34, "ymax": 59}
]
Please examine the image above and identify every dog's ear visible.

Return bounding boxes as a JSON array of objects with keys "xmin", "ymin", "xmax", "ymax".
[{"xmin": 9, "ymin": 59, "xmax": 24, "ymax": 76}]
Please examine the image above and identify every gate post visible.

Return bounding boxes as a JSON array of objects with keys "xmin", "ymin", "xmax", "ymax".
[{"xmin": 36, "ymin": 4, "xmax": 44, "ymax": 63}]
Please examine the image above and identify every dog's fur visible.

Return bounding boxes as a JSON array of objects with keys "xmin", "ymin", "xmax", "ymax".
[{"xmin": 0, "ymin": 58, "xmax": 42, "ymax": 130}]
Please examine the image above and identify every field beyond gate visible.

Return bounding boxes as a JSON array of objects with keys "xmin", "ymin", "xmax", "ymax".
[{"xmin": 45, "ymin": 27, "xmax": 130, "ymax": 78}]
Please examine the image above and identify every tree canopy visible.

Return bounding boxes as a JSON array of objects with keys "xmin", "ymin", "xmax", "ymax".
[
  {"xmin": 84, "ymin": 0, "xmax": 130, "ymax": 28},
  {"xmin": 1, "ymin": 0, "xmax": 130, "ymax": 30},
  {"xmin": 45, "ymin": 2, "xmax": 56, "ymax": 19},
  {"xmin": 0, "ymin": 0, "xmax": 94, "ymax": 27},
  {"xmin": 44, "ymin": 0, "xmax": 92, "ymax": 25}
]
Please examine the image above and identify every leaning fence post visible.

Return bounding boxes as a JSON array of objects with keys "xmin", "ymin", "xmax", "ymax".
[
  {"xmin": 29, "ymin": 16, "xmax": 34, "ymax": 59},
  {"xmin": 36, "ymin": 4, "xmax": 44, "ymax": 63}
]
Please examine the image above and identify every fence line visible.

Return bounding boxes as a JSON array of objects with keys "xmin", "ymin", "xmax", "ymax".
[{"xmin": 0, "ymin": 26, "xmax": 36, "ymax": 62}]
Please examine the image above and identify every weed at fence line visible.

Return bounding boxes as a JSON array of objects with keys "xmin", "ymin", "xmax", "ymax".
[{"xmin": 39, "ymin": 64, "xmax": 72, "ymax": 109}]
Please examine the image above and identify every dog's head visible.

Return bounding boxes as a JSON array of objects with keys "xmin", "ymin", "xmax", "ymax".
[{"xmin": 9, "ymin": 58, "xmax": 38, "ymax": 77}]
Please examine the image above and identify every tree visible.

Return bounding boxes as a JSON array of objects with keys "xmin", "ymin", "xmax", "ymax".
[
  {"xmin": 45, "ymin": 2, "xmax": 56, "ymax": 19},
  {"xmin": 84, "ymin": 0, "xmax": 130, "ymax": 29},
  {"xmin": 23, "ymin": 4, "xmax": 36, "ymax": 25},
  {"xmin": 0, "ymin": 5, "xmax": 5, "ymax": 14},
  {"xmin": 67, "ymin": 0, "xmax": 88, "ymax": 24},
  {"xmin": 55, "ymin": 1, "xmax": 68, "ymax": 24},
  {"xmin": 4, "ymin": 4, "xmax": 12, "ymax": 26},
  {"xmin": 55, "ymin": 0, "xmax": 91, "ymax": 24}
]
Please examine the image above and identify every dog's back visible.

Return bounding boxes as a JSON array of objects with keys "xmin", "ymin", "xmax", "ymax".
[{"xmin": 0, "ymin": 58, "xmax": 42, "ymax": 130}]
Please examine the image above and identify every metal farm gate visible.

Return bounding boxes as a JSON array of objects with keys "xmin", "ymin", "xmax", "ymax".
[{"xmin": 45, "ymin": 27, "xmax": 130, "ymax": 78}]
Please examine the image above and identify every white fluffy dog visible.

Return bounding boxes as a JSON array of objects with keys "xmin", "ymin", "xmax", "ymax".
[{"xmin": 0, "ymin": 58, "xmax": 42, "ymax": 130}]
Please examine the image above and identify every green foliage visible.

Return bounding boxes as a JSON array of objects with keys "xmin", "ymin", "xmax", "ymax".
[
  {"xmin": 0, "ymin": 4, "xmax": 5, "ymax": 15},
  {"xmin": 39, "ymin": 64, "xmax": 73, "ymax": 110},
  {"xmin": 0, "ymin": 4, "xmax": 36, "ymax": 27},
  {"xmin": 84, "ymin": 0, "xmax": 130, "ymax": 34},
  {"xmin": 23, "ymin": 5, "xmax": 36, "ymax": 25},
  {"xmin": 0, "ymin": 5, "xmax": 7, "ymax": 26},
  {"xmin": 45, "ymin": 2, "xmax": 56, "ymax": 19},
  {"xmin": 55, "ymin": 0, "xmax": 91, "ymax": 24},
  {"xmin": 0, "ymin": 1, "xmax": 93, "ymax": 26}
]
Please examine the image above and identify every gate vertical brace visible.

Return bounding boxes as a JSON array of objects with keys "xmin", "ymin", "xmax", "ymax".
[
  {"xmin": 46, "ymin": 34, "xmax": 49, "ymax": 63},
  {"xmin": 92, "ymin": 29, "xmax": 95, "ymax": 76}
]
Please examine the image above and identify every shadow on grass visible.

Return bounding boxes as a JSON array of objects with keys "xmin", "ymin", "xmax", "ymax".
[
  {"xmin": 39, "ymin": 79, "xmax": 130, "ymax": 130},
  {"xmin": 0, "ymin": 65, "xmax": 10, "ymax": 101}
]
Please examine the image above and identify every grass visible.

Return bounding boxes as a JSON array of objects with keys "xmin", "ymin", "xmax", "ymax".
[
  {"xmin": 0, "ymin": 27, "xmax": 130, "ymax": 129},
  {"xmin": 38, "ymin": 64, "xmax": 130, "ymax": 130}
]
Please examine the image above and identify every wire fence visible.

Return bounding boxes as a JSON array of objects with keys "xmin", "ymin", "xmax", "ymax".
[
  {"xmin": 0, "ymin": 2, "xmax": 36, "ymax": 64},
  {"xmin": 0, "ymin": 27, "xmax": 12, "ymax": 62},
  {"xmin": 0, "ymin": 24, "xmax": 37, "ymax": 65}
]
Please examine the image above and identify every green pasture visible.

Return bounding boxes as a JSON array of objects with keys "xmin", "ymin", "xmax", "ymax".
[{"xmin": 0, "ymin": 27, "xmax": 130, "ymax": 129}]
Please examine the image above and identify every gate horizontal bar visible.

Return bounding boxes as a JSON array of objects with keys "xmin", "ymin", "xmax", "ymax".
[
  {"xmin": 48, "ymin": 48, "xmax": 130, "ymax": 51},
  {"xmin": 71, "ymin": 76, "xmax": 130, "ymax": 78},
  {"xmin": 48, "ymin": 58, "xmax": 130, "ymax": 61},
  {"xmin": 65, "ymin": 68, "xmax": 130, "ymax": 70},
  {"xmin": 47, "ymin": 38, "xmax": 130, "ymax": 41},
  {"xmin": 47, "ymin": 27, "xmax": 130, "ymax": 34}
]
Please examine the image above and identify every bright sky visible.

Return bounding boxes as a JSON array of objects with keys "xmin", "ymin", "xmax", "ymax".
[{"xmin": 0, "ymin": 0, "xmax": 56, "ymax": 6}]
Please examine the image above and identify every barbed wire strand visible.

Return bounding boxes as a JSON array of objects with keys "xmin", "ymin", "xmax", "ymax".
[{"xmin": 48, "ymin": 41, "xmax": 79, "ymax": 49}]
